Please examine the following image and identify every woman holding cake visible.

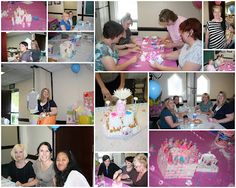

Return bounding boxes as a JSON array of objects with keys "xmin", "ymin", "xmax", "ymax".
[
  {"xmin": 54, "ymin": 150, "xmax": 90, "ymax": 187},
  {"xmin": 150, "ymin": 18, "xmax": 202, "ymax": 71},
  {"xmin": 60, "ymin": 12, "xmax": 71, "ymax": 31},
  {"xmin": 159, "ymin": 98, "xmax": 181, "ymax": 129},
  {"xmin": 35, "ymin": 88, "xmax": 57, "ymax": 119},
  {"xmin": 195, "ymin": 93, "xmax": 213, "ymax": 115},
  {"xmin": 7, "ymin": 144, "xmax": 35, "ymax": 187},
  {"xmin": 209, "ymin": 91, "xmax": 234, "ymax": 129},
  {"xmin": 95, "ymin": 20, "xmax": 141, "ymax": 71}
]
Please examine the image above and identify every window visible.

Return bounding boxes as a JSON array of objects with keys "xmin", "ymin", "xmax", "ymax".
[
  {"xmin": 114, "ymin": 1, "xmax": 138, "ymax": 31},
  {"xmin": 196, "ymin": 75, "xmax": 210, "ymax": 102},
  {"xmin": 168, "ymin": 74, "xmax": 183, "ymax": 97}
]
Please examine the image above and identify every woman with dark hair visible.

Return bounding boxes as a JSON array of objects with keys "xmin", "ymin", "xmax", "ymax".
[
  {"xmin": 54, "ymin": 151, "xmax": 89, "ymax": 187},
  {"xmin": 159, "ymin": 9, "xmax": 186, "ymax": 49},
  {"xmin": 31, "ymin": 142, "xmax": 55, "ymax": 186},
  {"xmin": 31, "ymin": 40, "xmax": 41, "ymax": 62},
  {"xmin": 205, "ymin": 5, "xmax": 228, "ymax": 49},
  {"xmin": 95, "ymin": 20, "xmax": 141, "ymax": 71},
  {"xmin": 150, "ymin": 18, "xmax": 202, "ymax": 71},
  {"xmin": 97, "ymin": 155, "xmax": 121, "ymax": 179}
]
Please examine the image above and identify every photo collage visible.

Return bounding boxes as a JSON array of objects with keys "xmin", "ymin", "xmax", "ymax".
[{"xmin": 1, "ymin": 0, "xmax": 235, "ymax": 187}]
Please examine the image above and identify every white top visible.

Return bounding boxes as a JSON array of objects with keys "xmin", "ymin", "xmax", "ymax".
[
  {"xmin": 64, "ymin": 170, "xmax": 90, "ymax": 187},
  {"xmin": 27, "ymin": 90, "xmax": 39, "ymax": 114}
]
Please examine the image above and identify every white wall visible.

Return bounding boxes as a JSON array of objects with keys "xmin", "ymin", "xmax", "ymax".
[
  {"xmin": 204, "ymin": 1, "xmax": 209, "ymax": 25},
  {"xmin": 19, "ymin": 126, "xmax": 52, "ymax": 155},
  {"xmin": 7, "ymin": 33, "xmax": 32, "ymax": 49},
  {"xmin": 53, "ymin": 65, "xmax": 94, "ymax": 121}
]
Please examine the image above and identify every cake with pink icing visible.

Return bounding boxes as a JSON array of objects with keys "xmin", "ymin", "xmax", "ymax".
[
  {"xmin": 103, "ymin": 88, "xmax": 139, "ymax": 137},
  {"xmin": 157, "ymin": 138, "xmax": 199, "ymax": 179}
]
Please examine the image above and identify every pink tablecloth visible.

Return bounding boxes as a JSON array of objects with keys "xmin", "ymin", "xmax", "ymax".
[
  {"xmin": 95, "ymin": 175, "xmax": 129, "ymax": 187},
  {"xmin": 218, "ymin": 61, "xmax": 235, "ymax": 71},
  {"xmin": 149, "ymin": 131, "xmax": 235, "ymax": 187},
  {"xmin": 1, "ymin": 1, "xmax": 46, "ymax": 31},
  {"xmin": 118, "ymin": 37, "xmax": 177, "ymax": 71}
]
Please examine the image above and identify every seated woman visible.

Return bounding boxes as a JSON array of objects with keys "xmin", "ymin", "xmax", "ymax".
[
  {"xmin": 54, "ymin": 150, "xmax": 90, "ymax": 187},
  {"xmin": 159, "ymin": 98, "xmax": 181, "ymax": 129},
  {"xmin": 35, "ymin": 88, "xmax": 57, "ymax": 119},
  {"xmin": 209, "ymin": 91, "xmax": 234, "ymax": 129},
  {"xmin": 95, "ymin": 20, "xmax": 141, "ymax": 71},
  {"xmin": 195, "ymin": 93, "xmax": 213, "ymax": 115},
  {"xmin": 60, "ymin": 12, "xmax": 71, "ymax": 31},
  {"xmin": 7, "ymin": 144, "xmax": 35, "ymax": 187},
  {"xmin": 150, "ymin": 18, "xmax": 202, "ymax": 71},
  {"xmin": 97, "ymin": 155, "xmax": 121, "ymax": 179}
]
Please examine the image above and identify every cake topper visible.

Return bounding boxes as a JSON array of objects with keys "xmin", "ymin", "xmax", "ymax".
[{"xmin": 114, "ymin": 88, "xmax": 132, "ymax": 100}]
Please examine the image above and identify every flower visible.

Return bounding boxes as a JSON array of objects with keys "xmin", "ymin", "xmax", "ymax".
[{"xmin": 114, "ymin": 88, "xmax": 132, "ymax": 100}]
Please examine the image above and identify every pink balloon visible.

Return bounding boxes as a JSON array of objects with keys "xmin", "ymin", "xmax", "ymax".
[
  {"xmin": 193, "ymin": 1, "xmax": 202, "ymax": 9},
  {"xmin": 215, "ymin": 1, "xmax": 221, "ymax": 5}
]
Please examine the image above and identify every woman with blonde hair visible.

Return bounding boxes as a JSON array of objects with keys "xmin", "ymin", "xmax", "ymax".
[
  {"xmin": 132, "ymin": 154, "xmax": 148, "ymax": 186},
  {"xmin": 209, "ymin": 91, "xmax": 234, "ymax": 129},
  {"xmin": 195, "ymin": 93, "xmax": 213, "ymax": 115},
  {"xmin": 31, "ymin": 40, "xmax": 41, "ymax": 62},
  {"xmin": 8, "ymin": 144, "xmax": 35, "ymax": 186},
  {"xmin": 35, "ymin": 88, "xmax": 57, "ymax": 118}
]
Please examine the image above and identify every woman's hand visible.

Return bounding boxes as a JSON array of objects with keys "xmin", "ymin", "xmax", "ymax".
[
  {"xmin": 129, "ymin": 54, "xmax": 141, "ymax": 64},
  {"xmin": 129, "ymin": 46, "xmax": 141, "ymax": 53},
  {"xmin": 15, "ymin": 181, "xmax": 22, "ymax": 186},
  {"xmin": 101, "ymin": 86, "xmax": 112, "ymax": 101},
  {"xmin": 125, "ymin": 43, "xmax": 137, "ymax": 49}
]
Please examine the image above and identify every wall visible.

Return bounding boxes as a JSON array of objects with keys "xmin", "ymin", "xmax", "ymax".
[
  {"xmin": 7, "ymin": 33, "xmax": 32, "ymax": 49},
  {"xmin": 53, "ymin": 65, "xmax": 94, "ymax": 120},
  {"xmin": 19, "ymin": 126, "xmax": 52, "ymax": 155},
  {"xmin": 204, "ymin": 1, "xmax": 209, "ymax": 25}
]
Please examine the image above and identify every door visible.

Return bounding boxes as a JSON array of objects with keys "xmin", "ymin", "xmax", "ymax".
[
  {"xmin": 1, "ymin": 90, "xmax": 11, "ymax": 122},
  {"xmin": 1, "ymin": 32, "xmax": 8, "ymax": 62},
  {"xmin": 55, "ymin": 127, "xmax": 94, "ymax": 186}
]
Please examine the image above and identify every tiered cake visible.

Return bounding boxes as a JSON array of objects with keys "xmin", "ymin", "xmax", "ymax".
[{"xmin": 60, "ymin": 41, "xmax": 75, "ymax": 59}]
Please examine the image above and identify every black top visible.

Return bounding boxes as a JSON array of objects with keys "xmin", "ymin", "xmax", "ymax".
[
  {"xmin": 119, "ymin": 28, "xmax": 132, "ymax": 45},
  {"xmin": 212, "ymin": 102, "xmax": 234, "ymax": 129},
  {"xmin": 129, "ymin": 171, "xmax": 147, "ymax": 187},
  {"xmin": 35, "ymin": 100, "xmax": 57, "ymax": 114},
  {"xmin": 97, "ymin": 163, "xmax": 121, "ymax": 179},
  {"xmin": 8, "ymin": 161, "xmax": 35, "ymax": 184},
  {"xmin": 31, "ymin": 49, "xmax": 41, "ymax": 62}
]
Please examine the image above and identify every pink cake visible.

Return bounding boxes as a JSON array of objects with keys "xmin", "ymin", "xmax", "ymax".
[{"xmin": 157, "ymin": 138, "xmax": 199, "ymax": 179}]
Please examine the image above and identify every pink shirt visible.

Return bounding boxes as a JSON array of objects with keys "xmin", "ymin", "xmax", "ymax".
[{"xmin": 167, "ymin": 16, "xmax": 187, "ymax": 43}]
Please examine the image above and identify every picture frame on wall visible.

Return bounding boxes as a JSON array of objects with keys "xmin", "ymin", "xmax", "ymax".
[
  {"xmin": 54, "ymin": 1, "xmax": 61, "ymax": 5},
  {"xmin": 48, "ymin": 1, "xmax": 52, "ymax": 6}
]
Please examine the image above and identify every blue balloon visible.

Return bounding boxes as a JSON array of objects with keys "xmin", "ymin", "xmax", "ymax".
[
  {"xmin": 229, "ymin": 5, "xmax": 235, "ymax": 14},
  {"xmin": 149, "ymin": 80, "xmax": 161, "ymax": 100},
  {"xmin": 51, "ymin": 126, "xmax": 60, "ymax": 131},
  {"xmin": 71, "ymin": 64, "xmax": 80, "ymax": 73}
]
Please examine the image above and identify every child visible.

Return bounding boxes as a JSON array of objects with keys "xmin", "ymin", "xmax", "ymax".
[{"xmin": 206, "ymin": 59, "xmax": 216, "ymax": 71}]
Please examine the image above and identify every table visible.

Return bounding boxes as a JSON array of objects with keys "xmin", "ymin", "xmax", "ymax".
[
  {"xmin": 95, "ymin": 175, "xmax": 129, "ymax": 187},
  {"xmin": 149, "ymin": 131, "xmax": 235, "ymax": 186},
  {"xmin": 48, "ymin": 33, "xmax": 94, "ymax": 62},
  {"xmin": 1, "ymin": 177, "xmax": 16, "ymax": 187},
  {"xmin": 118, "ymin": 37, "xmax": 177, "ymax": 71},
  {"xmin": 95, "ymin": 103, "xmax": 148, "ymax": 152},
  {"xmin": 1, "ymin": 1, "xmax": 46, "ymax": 31},
  {"xmin": 74, "ymin": 21, "xmax": 94, "ymax": 31},
  {"xmin": 218, "ymin": 60, "xmax": 235, "ymax": 71}
]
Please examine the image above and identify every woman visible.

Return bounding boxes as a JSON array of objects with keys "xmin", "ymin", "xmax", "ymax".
[
  {"xmin": 32, "ymin": 142, "xmax": 55, "ymax": 186},
  {"xmin": 55, "ymin": 151, "xmax": 89, "ymax": 187},
  {"xmin": 60, "ymin": 12, "xmax": 71, "ymax": 31},
  {"xmin": 150, "ymin": 18, "xmax": 202, "ymax": 71},
  {"xmin": 205, "ymin": 5, "xmax": 228, "ymax": 49},
  {"xmin": 159, "ymin": 9, "xmax": 186, "ymax": 49},
  {"xmin": 196, "ymin": 93, "xmax": 213, "ymax": 115},
  {"xmin": 210, "ymin": 91, "xmax": 234, "ymax": 129},
  {"xmin": 95, "ymin": 20, "xmax": 141, "ymax": 71},
  {"xmin": 31, "ymin": 40, "xmax": 41, "ymax": 62},
  {"xmin": 159, "ymin": 98, "xmax": 181, "ymax": 129},
  {"xmin": 8, "ymin": 144, "xmax": 35, "ymax": 187},
  {"xmin": 97, "ymin": 155, "xmax": 121, "ymax": 179},
  {"xmin": 19, "ymin": 41, "xmax": 32, "ymax": 62},
  {"xmin": 35, "ymin": 88, "xmax": 57, "ymax": 118}
]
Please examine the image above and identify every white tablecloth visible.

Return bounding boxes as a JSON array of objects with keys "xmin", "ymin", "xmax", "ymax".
[
  {"xmin": 1, "ymin": 177, "xmax": 16, "ymax": 187},
  {"xmin": 95, "ymin": 103, "xmax": 148, "ymax": 151}
]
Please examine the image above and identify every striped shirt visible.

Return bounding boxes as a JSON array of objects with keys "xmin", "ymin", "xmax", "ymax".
[{"xmin": 206, "ymin": 21, "xmax": 226, "ymax": 49}]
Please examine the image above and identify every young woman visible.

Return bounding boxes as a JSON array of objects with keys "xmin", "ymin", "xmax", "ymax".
[{"xmin": 195, "ymin": 93, "xmax": 213, "ymax": 115}]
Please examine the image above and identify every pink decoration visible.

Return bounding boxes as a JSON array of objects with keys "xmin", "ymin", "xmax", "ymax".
[
  {"xmin": 83, "ymin": 91, "xmax": 94, "ymax": 112},
  {"xmin": 193, "ymin": 1, "xmax": 202, "ymax": 10},
  {"xmin": 116, "ymin": 99, "xmax": 126, "ymax": 116},
  {"xmin": 215, "ymin": 1, "xmax": 221, "ymax": 5},
  {"xmin": 111, "ymin": 112, "xmax": 117, "ymax": 117}
]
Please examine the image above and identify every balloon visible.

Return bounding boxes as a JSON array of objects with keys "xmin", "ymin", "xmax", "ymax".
[
  {"xmin": 193, "ymin": 1, "xmax": 202, "ymax": 10},
  {"xmin": 149, "ymin": 80, "xmax": 162, "ymax": 100},
  {"xmin": 215, "ymin": 1, "xmax": 221, "ymax": 5},
  {"xmin": 51, "ymin": 126, "xmax": 60, "ymax": 131},
  {"xmin": 71, "ymin": 64, "xmax": 80, "ymax": 73},
  {"xmin": 229, "ymin": 5, "xmax": 235, "ymax": 14}
]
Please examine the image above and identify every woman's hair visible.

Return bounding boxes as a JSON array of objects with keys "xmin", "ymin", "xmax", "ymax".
[
  {"xmin": 159, "ymin": 9, "xmax": 178, "ymax": 23},
  {"xmin": 121, "ymin": 13, "xmax": 133, "ymax": 25},
  {"xmin": 133, "ymin": 154, "xmax": 147, "ymax": 168},
  {"xmin": 179, "ymin": 18, "xmax": 202, "ymax": 40},
  {"xmin": 36, "ymin": 141, "xmax": 53, "ymax": 155},
  {"xmin": 173, "ymin": 96, "xmax": 179, "ymax": 101},
  {"xmin": 11, "ymin": 144, "xmax": 28, "ymax": 161},
  {"xmin": 102, "ymin": 155, "xmax": 110, "ymax": 162},
  {"xmin": 40, "ymin": 88, "xmax": 51, "ymax": 102},
  {"xmin": 103, "ymin": 21, "xmax": 124, "ymax": 39},
  {"xmin": 217, "ymin": 91, "xmax": 227, "ymax": 105},
  {"xmin": 202, "ymin": 93, "xmax": 210, "ymax": 100},
  {"xmin": 212, "ymin": 5, "xmax": 227, "ymax": 34},
  {"xmin": 19, "ymin": 41, "xmax": 28, "ymax": 48},
  {"xmin": 125, "ymin": 156, "xmax": 134, "ymax": 163},
  {"xmin": 54, "ymin": 150, "xmax": 80, "ymax": 187},
  {"xmin": 212, "ymin": 5, "xmax": 222, "ymax": 13},
  {"xmin": 31, "ymin": 40, "xmax": 40, "ymax": 50}
]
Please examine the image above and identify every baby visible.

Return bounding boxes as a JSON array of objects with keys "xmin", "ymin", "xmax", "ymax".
[
  {"xmin": 206, "ymin": 59, "xmax": 216, "ymax": 71},
  {"xmin": 214, "ymin": 53, "xmax": 224, "ymax": 67}
]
